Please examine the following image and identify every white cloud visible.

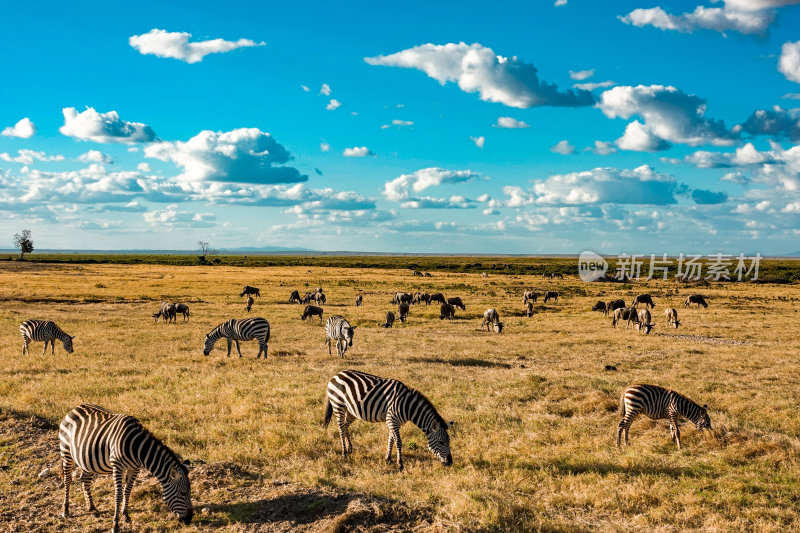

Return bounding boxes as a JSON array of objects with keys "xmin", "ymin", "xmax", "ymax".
[
  {"xmin": 60, "ymin": 107, "xmax": 157, "ymax": 143},
  {"xmin": 618, "ymin": 1, "xmax": 796, "ymax": 36},
  {"xmin": 129, "ymin": 29, "xmax": 264, "ymax": 64},
  {"xmin": 381, "ymin": 119, "xmax": 414, "ymax": 129},
  {"xmin": 137, "ymin": 162, "xmax": 152, "ymax": 172},
  {"xmin": 2, "ymin": 118, "xmax": 36, "ymax": 138},
  {"xmin": 587, "ymin": 140, "xmax": 618, "ymax": 155},
  {"xmin": 600, "ymin": 85, "xmax": 737, "ymax": 150},
  {"xmin": 569, "ymin": 69, "xmax": 594, "ymax": 80},
  {"xmin": 573, "ymin": 80, "xmax": 616, "ymax": 91},
  {"xmin": 326, "ymin": 99, "xmax": 342, "ymax": 111},
  {"xmin": 555, "ymin": 0, "xmax": 567, "ymax": 6},
  {"xmin": 783, "ymin": 93, "xmax": 800, "ymax": 99},
  {"xmin": 471, "ymin": 135, "xmax": 485, "ymax": 148},
  {"xmin": 383, "ymin": 168, "xmax": 481, "ymax": 204},
  {"xmin": 683, "ymin": 142, "xmax": 778, "ymax": 168},
  {"xmin": 144, "ymin": 127, "xmax": 307, "ymax": 184},
  {"xmin": 365, "ymin": 42, "xmax": 595, "ymax": 108},
  {"xmin": 320, "ymin": 141, "xmax": 330, "ymax": 152},
  {"xmin": 739, "ymin": 105, "xmax": 800, "ymax": 140},
  {"xmin": 779, "ymin": 41, "xmax": 800, "ymax": 83},
  {"xmin": 550, "ymin": 140, "xmax": 575, "ymax": 154},
  {"xmin": 301, "ymin": 85, "xmax": 310, "ymax": 92},
  {"xmin": 144, "ymin": 206, "xmax": 216, "ymax": 227},
  {"xmin": 79, "ymin": 150, "xmax": 114, "ymax": 164},
  {"xmin": 493, "ymin": 116, "xmax": 530, "ymax": 128},
  {"xmin": 343, "ymin": 146, "xmax": 374, "ymax": 157},
  {"xmin": 0, "ymin": 150, "xmax": 64, "ymax": 165},
  {"xmin": 320, "ymin": 83, "xmax": 332, "ymax": 96}
]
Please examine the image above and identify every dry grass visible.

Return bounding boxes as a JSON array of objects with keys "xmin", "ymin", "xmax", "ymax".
[{"xmin": 1, "ymin": 261, "xmax": 800, "ymax": 532}]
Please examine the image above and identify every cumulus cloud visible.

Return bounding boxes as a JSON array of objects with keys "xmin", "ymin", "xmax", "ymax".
[
  {"xmin": 692, "ymin": 188, "xmax": 729, "ymax": 204},
  {"xmin": 144, "ymin": 205, "xmax": 216, "ymax": 227},
  {"xmin": 555, "ymin": 0, "xmax": 567, "ymax": 5},
  {"xmin": 504, "ymin": 165, "xmax": 683, "ymax": 206},
  {"xmin": 682, "ymin": 142, "xmax": 778, "ymax": 168},
  {"xmin": 320, "ymin": 141, "xmax": 330, "ymax": 152},
  {"xmin": 618, "ymin": 1, "xmax": 798, "ymax": 36},
  {"xmin": 550, "ymin": 140, "xmax": 575, "ymax": 154},
  {"xmin": 343, "ymin": 146, "xmax": 374, "ymax": 157},
  {"xmin": 60, "ymin": 107, "xmax": 157, "ymax": 143},
  {"xmin": 600, "ymin": 85, "xmax": 737, "ymax": 150},
  {"xmin": 471, "ymin": 135, "xmax": 485, "ymax": 148},
  {"xmin": 779, "ymin": 41, "xmax": 800, "ymax": 83},
  {"xmin": 569, "ymin": 69, "xmax": 594, "ymax": 80},
  {"xmin": 137, "ymin": 162, "xmax": 152, "ymax": 172},
  {"xmin": 365, "ymin": 42, "xmax": 595, "ymax": 108},
  {"xmin": 129, "ymin": 29, "xmax": 264, "ymax": 64},
  {"xmin": 587, "ymin": 140, "xmax": 618, "ymax": 155},
  {"xmin": 79, "ymin": 150, "xmax": 114, "ymax": 164},
  {"xmin": 0, "ymin": 150, "xmax": 64, "ymax": 165},
  {"xmin": 383, "ymin": 168, "xmax": 481, "ymax": 209},
  {"xmin": 493, "ymin": 116, "xmax": 530, "ymax": 128},
  {"xmin": 2, "ymin": 118, "xmax": 36, "ymax": 138},
  {"xmin": 320, "ymin": 83, "xmax": 332, "ymax": 96},
  {"xmin": 381, "ymin": 119, "xmax": 414, "ymax": 129},
  {"xmin": 144, "ymin": 127, "xmax": 307, "ymax": 184},
  {"xmin": 740, "ymin": 106, "xmax": 800, "ymax": 140},
  {"xmin": 326, "ymin": 99, "xmax": 342, "ymax": 111}
]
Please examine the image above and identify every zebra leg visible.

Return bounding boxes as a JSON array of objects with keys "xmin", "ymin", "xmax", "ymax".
[
  {"xmin": 226, "ymin": 338, "xmax": 232, "ymax": 357},
  {"xmin": 80, "ymin": 470, "xmax": 98, "ymax": 513},
  {"xmin": 22, "ymin": 338, "xmax": 29, "ymax": 356},
  {"xmin": 342, "ymin": 416, "xmax": 354, "ymax": 454},
  {"xmin": 385, "ymin": 433, "xmax": 394, "ymax": 463},
  {"xmin": 42, "ymin": 340, "xmax": 49, "ymax": 356},
  {"xmin": 671, "ymin": 416, "xmax": 681, "ymax": 449},
  {"xmin": 326, "ymin": 337, "xmax": 332, "ymax": 355},
  {"xmin": 121, "ymin": 468, "xmax": 139, "ymax": 522},
  {"xmin": 234, "ymin": 340, "xmax": 242, "ymax": 358},
  {"xmin": 61, "ymin": 458, "xmax": 73, "ymax": 518},
  {"xmin": 336, "ymin": 411, "xmax": 350, "ymax": 458},
  {"xmin": 111, "ymin": 465, "xmax": 124, "ymax": 533},
  {"xmin": 617, "ymin": 411, "xmax": 637, "ymax": 447},
  {"xmin": 51, "ymin": 339, "xmax": 56, "ymax": 355}
]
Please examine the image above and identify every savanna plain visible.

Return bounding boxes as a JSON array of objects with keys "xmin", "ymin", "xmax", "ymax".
[{"xmin": 1, "ymin": 258, "xmax": 800, "ymax": 532}]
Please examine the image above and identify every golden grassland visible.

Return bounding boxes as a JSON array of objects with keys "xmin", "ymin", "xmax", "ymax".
[{"xmin": 1, "ymin": 260, "xmax": 800, "ymax": 532}]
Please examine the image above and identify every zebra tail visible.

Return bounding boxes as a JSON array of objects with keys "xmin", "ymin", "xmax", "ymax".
[{"xmin": 322, "ymin": 396, "xmax": 333, "ymax": 429}]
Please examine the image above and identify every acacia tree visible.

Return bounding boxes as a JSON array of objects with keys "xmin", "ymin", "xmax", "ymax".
[
  {"xmin": 197, "ymin": 241, "xmax": 216, "ymax": 261},
  {"xmin": 14, "ymin": 229, "xmax": 33, "ymax": 260}
]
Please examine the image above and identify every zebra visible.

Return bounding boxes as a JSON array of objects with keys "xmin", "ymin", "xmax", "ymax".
[
  {"xmin": 323, "ymin": 370, "xmax": 453, "ymax": 470},
  {"xmin": 617, "ymin": 384, "xmax": 711, "ymax": 449},
  {"xmin": 245, "ymin": 295, "xmax": 254, "ymax": 313},
  {"xmin": 203, "ymin": 317, "xmax": 270, "ymax": 358},
  {"xmin": 58, "ymin": 404, "xmax": 192, "ymax": 532},
  {"xmin": 20, "ymin": 319, "xmax": 74, "ymax": 356},
  {"xmin": 325, "ymin": 316, "xmax": 356, "ymax": 358}
]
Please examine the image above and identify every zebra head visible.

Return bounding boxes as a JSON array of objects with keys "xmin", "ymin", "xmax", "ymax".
[
  {"xmin": 697, "ymin": 404, "xmax": 712, "ymax": 431},
  {"xmin": 62, "ymin": 336, "xmax": 75, "ymax": 354},
  {"xmin": 425, "ymin": 419, "xmax": 453, "ymax": 466},
  {"xmin": 203, "ymin": 334, "xmax": 216, "ymax": 356},
  {"xmin": 161, "ymin": 463, "xmax": 193, "ymax": 524},
  {"xmin": 344, "ymin": 326, "xmax": 356, "ymax": 346}
]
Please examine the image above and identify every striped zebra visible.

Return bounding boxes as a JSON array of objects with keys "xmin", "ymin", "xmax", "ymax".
[
  {"xmin": 58, "ymin": 404, "xmax": 192, "ymax": 532},
  {"xmin": 617, "ymin": 384, "xmax": 711, "ymax": 449},
  {"xmin": 325, "ymin": 316, "xmax": 356, "ymax": 358},
  {"xmin": 203, "ymin": 317, "xmax": 270, "ymax": 358},
  {"xmin": 323, "ymin": 370, "xmax": 453, "ymax": 470},
  {"xmin": 20, "ymin": 319, "xmax": 74, "ymax": 356}
]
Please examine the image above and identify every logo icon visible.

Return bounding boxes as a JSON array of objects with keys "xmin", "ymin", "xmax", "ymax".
[{"xmin": 578, "ymin": 251, "xmax": 608, "ymax": 282}]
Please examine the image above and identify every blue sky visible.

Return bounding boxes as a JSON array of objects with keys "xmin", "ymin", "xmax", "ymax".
[{"xmin": 2, "ymin": 0, "xmax": 800, "ymax": 254}]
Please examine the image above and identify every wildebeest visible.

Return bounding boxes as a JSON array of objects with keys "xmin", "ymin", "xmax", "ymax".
[
  {"xmin": 175, "ymin": 303, "xmax": 190, "ymax": 321},
  {"xmin": 412, "ymin": 270, "xmax": 423, "ymax": 277},
  {"xmin": 383, "ymin": 311, "xmax": 395, "ymax": 328},
  {"xmin": 684, "ymin": 294, "xmax": 709, "ymax": 308},
  {"xmin": 413, "ymin": 292, "xmax": 431, "ymax": 305},
  {"xmin": 439, "ymin": 303, "xmax": 455, "ymax": 320},
  {"xmin": 398, "ymin": 303, "xmax": 410, "ymax": 323},
  {"xmin": 430, "ymin": 293, "xmax": 446, "ymax": 305},
  {"xmin": 523, "ymin": 291, "xmax": 538, "ymax": 305},
  {"xmin": 301, "ymin": 305, "xmax": 324, "ymax": 323},
  {"xmin": 424, "ymin": 272, "xmax": 433, "ymax": 277},
  {"xmin": 314, "ymin": 292, "xmax": 327, "ymax": 306},
  {"xmin": 636, "ymin": 309, "xmax": 654, "ymax": 334},
  {"xmin": 607, "ymin": 299, "xmax": 626, "ymax": 313},
  {"xmin": 315, "ymin": 287, "xmax": 324, "ymax": 294},
  {"xmin": 153, "ymin": 302, "xmax": 176, "ymax": 323},
  {"xmin": 447, "ymin": 297, "xmax": 466, "ymax": 311},
  {"xmin": 482, "ymin": 309, "xmax": 503, "ymax": 333},
  {"xmin": 240, "ymin": 285, "xmax": 260, "ymax": 298},
  {"xmin": 592, "ymin": 301, "xmax": 607, "ymax": 314},
  {"xmin": 391, "ymin": 292, "xmax": 413, "ymax": 305},
  {"xmin": 355, "ymin": 294, "xmax": 363, "ymax": 307},
  {"xmin": 612, "ymin": 307, "xmax": 638, "ymax": 328},
  {"xmin": 552, "ymin": 273, "xmax": 564, "ymax": 279},
  {"xmin": 526, "ymin": 302, "xmax": 534, "ymax": 318},
  {"xmin": 632, "ymin": 294, "xmax": 656, "ymax": 309},
  {"xmin": 302, "ymin": 291, "xmax": 315, "ymax": 304},
  {"xmin": 665, "ymin": 308, "xmax": 681, "ymax": 329},
  {"xmin": 543, "ymin": 291, "xmax": 558, "ymax": 303},
  {"xmin": 289, "ymin": 290, "xmax": 302, "ymax": 304},
  {"xmin": 245, "ymin": 295, "xmax": 254, "ymax": 313}
]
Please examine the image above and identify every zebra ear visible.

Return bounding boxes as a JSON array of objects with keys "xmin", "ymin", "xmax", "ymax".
[
  {"xmin": 430, "ymin": 420, "xmax": 439, "ymax": 432},
  {"xmin": 71, "ymin": 336, "xmax": 76, "ymax": 340},
  {"xmin": 169, "ymin": 466, "xmax": 180, "ymax": 480},
  {"xmin": 447, "ymin": 421, "xmax": 454, "ymax": 429},
  {"xmin": 351, "ymin": 326, "xmax": 357, "ymax": 330},
  {"xmin": 703, "ymin": 404, "xmax": 708, "ymax": 410}
]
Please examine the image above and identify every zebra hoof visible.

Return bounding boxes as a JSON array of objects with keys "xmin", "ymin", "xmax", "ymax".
[{"xmin": 61, "ymin": 512, "xmax": 70, "ymax": 519}]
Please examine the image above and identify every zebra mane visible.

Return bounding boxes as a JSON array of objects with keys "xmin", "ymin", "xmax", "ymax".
[
  {"xmin": 670, "ymin": 389, "xmax": 705, "ymax": 418},
  {"xmin": 137, "ymin": 423, "xmax": 187, "ymax": 474},
  {"xmin": 408, "ymin": 387, "xmax": 447, "ymax": 428}
]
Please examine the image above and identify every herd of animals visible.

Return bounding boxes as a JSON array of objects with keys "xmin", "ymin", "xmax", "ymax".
[{"xmin": 14, "ymin": 273, "xmax": 716, "ymax": 532}]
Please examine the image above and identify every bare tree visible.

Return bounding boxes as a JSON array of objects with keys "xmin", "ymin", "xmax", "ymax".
[
  {"xmin": 13, "ymin": 229, "xmax": 33, "ymax": 260},
  {"xmin": 198, "ymin": 241, "xmax": 216, "ymax": 262}
]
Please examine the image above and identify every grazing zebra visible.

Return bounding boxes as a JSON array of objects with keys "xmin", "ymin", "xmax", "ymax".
[
  {"xmin": 323, "ymin": 370, "xmax": 453, "ymax": 470},
  {"xmin": 245, "ymin": 295, "xmax": 254, "ymax": 313},
  {"xmin": 325, "ymin": 316, "xmax": 356, "ymax": 358},
  {"xmin": 355, "ymin": 294, "xmax": 363, "ymax": 307},
  {"xmin": 58, "ymin": 404, "xmax": 192, "ymax": 532},
  {"xmin": 617, "ymin": 384, "xmax": 711, "ymax": 449},
  {"xmin": 20, "ymin": 319, "xmax": 74, "ymax": 356},
  {"xmin": 383, "ymin": 311, "xmax": 395, "ymax": 328},
  {"xmin": 203, "ymin": 317, "xmax": 271, "ymax": 358}
]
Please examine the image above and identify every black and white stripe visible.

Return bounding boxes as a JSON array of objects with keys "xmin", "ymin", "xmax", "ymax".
[
  {"xmin": 323, "ymin": 370, "xmax": 453, "ymax": 470},
  {"xmin": 58, "ymin": 404, "xmax": 192, "ymax": 532},
  {"xmin": 325, "ymin": 316, "xmax": 356, "ymax": 358},
  {"xmin": 203, "ymin": 317, "xmax": 270, "ymax": 358},
  {"xmin": 617, "ymin": 384, "xmax": 711, "ymax": 449},
  {"xmin": 19, "ymin": 319, "xmax": 74, "ymax": 356}
]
